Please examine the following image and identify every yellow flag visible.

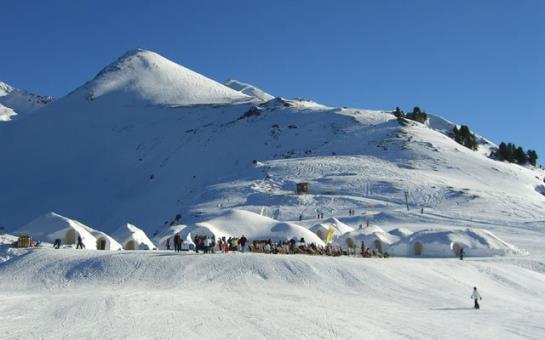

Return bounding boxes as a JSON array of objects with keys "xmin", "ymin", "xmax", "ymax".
[{"xmin": 325, "ymin": 225, "xmax": 335, "ymax": 244}]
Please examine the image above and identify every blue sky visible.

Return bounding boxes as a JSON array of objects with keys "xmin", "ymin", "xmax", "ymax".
[{"xmin": 1, "ymin": 0, "xmax": 544, "ymax": 158}]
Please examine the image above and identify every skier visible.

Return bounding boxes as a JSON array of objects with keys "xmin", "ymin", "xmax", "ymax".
[
  {"xmin": 471, "ymin": 287, "xmax": 482, "ymax": 309},
  {"xmin": 460, "ymin": 247, "xmax": 464, "ymax": 260},
  {"xmin": 165, "ymin": 238, "xmax": 171, "ymax": 251},
  {"xmin": 76, "ymin": 235, "xmax": 84, "ymax": 249},
  {"xmin": 53, "ymin": 238, "xmax": 62, "ymax": 249}
]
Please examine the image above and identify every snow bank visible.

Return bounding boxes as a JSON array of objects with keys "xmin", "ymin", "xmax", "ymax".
[
  {"xmin": 113, "ymin": 223, "xmax": 156, "ymax": 250},
  {"xmin": 192, "ymin": 209, "xmax": 324, "ymax": 245},
  {"xmin": 388, "ymin": 228, "xmax": 523, "ymax": 257}
]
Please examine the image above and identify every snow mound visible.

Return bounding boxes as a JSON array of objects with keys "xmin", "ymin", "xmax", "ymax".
[
  {"xmin": 192, "ymin": 209, "xmax": 324, "ymax": 245},
  {"xmin": 15, "ymin": 212, "xmax": 98, "ymax": 249},
  {"xmin": 70, "ymin": 49, "xmax": 251, "ymax": 106},
  {"xmin": 388, "ymin": 228, "xmax": 523, "ymax": 257},
  {"xmin": 0, "ymin": 80, "xmax": 53, "ymax": 121},
  {"xmin": 337, "ymin": 225, "xmax": 399, "ymax": 250},
  {"xmin": 113, "ymin": 223, "xmax": 156, "ymax": 250},
  {"xmin": 224, "ymin": 79, "xmax": 274, "ymax": 101}
]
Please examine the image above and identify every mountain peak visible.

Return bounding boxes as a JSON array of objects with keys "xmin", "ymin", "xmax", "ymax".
[
  {"xmin": 73, "ymin": 49, "xmax": 252, "ymax": 106},
  {"xmin": 0, "ymin": 80, "xmax": 53, "ymax": 121}
]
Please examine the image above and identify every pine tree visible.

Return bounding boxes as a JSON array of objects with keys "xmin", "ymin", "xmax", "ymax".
[
  {"xmin": 406, "ymin": 106, "xmax": 428, "ymax": 124},
  {"xmin": 452, "ymin": 125, "xmax": 478, "ymax": 150},
  {"xmin": 527, "ymin": 150, "xmax": 538, "ymax": 166},
  {"xmin": 514, "ymin": 147, "xmax": 528, "ymax": 165}
]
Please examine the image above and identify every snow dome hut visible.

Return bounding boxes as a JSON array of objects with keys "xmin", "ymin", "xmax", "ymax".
[
  {"xmin": 310, "ymin": 217, "xmax": 354, "ymax": 241},
  {"xmin": 89, "ymin": 230, "xmax": 123, "ymax": 251},
  {"xmin": 337, "ymin": 224, "xmax": 399, "ymax": 253},
  {"xmin": 113, "ymin": 223, "xmax": 156, "ymax": 250},
  {"xmin": 15, "ymin": 212, "xmax": 99, "ymax": 249},
  {"xmin": 195, "ymin": 209, "xmax": 324, "ymax": 245},
  {"xmin": 387, "ymin": 228, "xmax": 522, "ymax": 257}
]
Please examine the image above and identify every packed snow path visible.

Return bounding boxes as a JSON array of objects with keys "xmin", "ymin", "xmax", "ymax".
[{"xmin": 1, "ymin": 250, "xmax": 544, "ymax": 339}]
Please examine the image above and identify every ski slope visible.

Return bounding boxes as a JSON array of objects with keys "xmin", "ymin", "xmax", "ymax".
[
  {"xmin": 1, "ymin": 48, "xmax": 545, "ymax": 340},
  {"xmin": 1, "ymin": 249, "xmax": 544, "ymax": 339}
]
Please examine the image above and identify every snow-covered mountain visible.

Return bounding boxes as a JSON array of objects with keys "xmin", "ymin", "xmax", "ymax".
[
  {"xmin": 67, "ymin": 49, "xmax": 252, "ymax": 106},
  {"xmin": 0, "ymin": 81, "xmax": 53, "ymax": 121},
  {"xmin": 0, "ymin": 49, "xmax": 543, "ymax": 243},
  {"xmin": 224, "ymin": 79, "xmax": 274, "ymax": 101}
]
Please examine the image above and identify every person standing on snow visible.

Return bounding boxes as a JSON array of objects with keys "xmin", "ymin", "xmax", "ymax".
[
  {"xmin": 76, "ymin": 235, "xmax": 84, "ymax": 249},
  {"xmin": 239, "ymin": 235, "xmax": 248, "ymax": 253},
  {"xmin": 471, "ymin": 287, "xmax": 482, "ymax": 309},
  {"xmin": 174, "ymin": 233, "xmax": 182, "ymax": 252},
  {"xmin": 460, "ymin": 247, "xmax": 464, "ymax": 260},
  {"xmin": 165, "ymin": 238, "xmax": 171, "ymax": 251}
]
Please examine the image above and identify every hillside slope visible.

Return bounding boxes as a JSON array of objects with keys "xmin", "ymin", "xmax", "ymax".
[{"xmin": 0, "ymin": 50, "xmax": 543, "ymax": 244}]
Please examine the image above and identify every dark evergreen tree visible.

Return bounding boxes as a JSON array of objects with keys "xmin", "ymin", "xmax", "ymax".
[
  {"xmin": 452, "ymin": 125, "xmax": 478, "ymax": 150},
  {"xmin": 406, "ymin": 106, "xmax": 428, "ymax": 124},
  {"xmin": 393, "ymin": 106, "xmax": 404, "ymax": 118},
  {"xmin": 514, "ymin": 147, "xmax": 528, "ymax": 165},
  {"xmin": 527, "ymin": 150, "xmax": 538, "ymax": 166}
]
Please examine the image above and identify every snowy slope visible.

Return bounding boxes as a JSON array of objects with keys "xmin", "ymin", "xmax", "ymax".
[
  {"xmin": 0, "ymin": 50, "xmax": 543, "ymax": 253},
  {"xmin": 1, "ymin": 249, "xmax": 545, "ymax": 339},
  {"xmin": 224, "ymin": 79, "xmax": 274, "ymax": 101},
  {"xmin": 67, "ymin": 49, "xmax": 252, "ymax": 106},
  {"xmin": 0, "ymin": 81, "xmax": 52, "ymax": 121}
]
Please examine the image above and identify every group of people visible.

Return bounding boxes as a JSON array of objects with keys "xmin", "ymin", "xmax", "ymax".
[{"xmin": 165, "ymin": 234, "xmax": 389, "ymax": 259}]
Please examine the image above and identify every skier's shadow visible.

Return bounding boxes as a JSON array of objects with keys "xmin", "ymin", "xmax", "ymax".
[{"xmin": 430, "ymin": 307, "xmax": 475, "ymax": 311}]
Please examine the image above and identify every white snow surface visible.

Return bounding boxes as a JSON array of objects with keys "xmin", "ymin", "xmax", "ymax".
[
  {"xmin": 68, "ymin": 49, "xmax": 252, "ymax": 106},
  {"xmin": 224, "ymin": 79, "xmax": 274, "ymax": 101},
  {"xmin": 0, "ymin": 81, "xmax": 52, "ymax": 121},
  {"xmin": 1, "ymin": 249, "xmax": 545, "ymax": 339}
]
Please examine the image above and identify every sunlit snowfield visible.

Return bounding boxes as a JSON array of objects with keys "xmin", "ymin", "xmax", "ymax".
[
  {"xmin": 1, "ymin": 226, "xmax": 545, "ymax": 340},
  {"xmin": 2, "ymin": 50, "xmax": 545, "ymax": 339}
]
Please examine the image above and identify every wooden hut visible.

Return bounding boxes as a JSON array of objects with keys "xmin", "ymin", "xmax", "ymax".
[{"xmin": 296, "ymin": 182, "xmax": 309, "ymax": 194}]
